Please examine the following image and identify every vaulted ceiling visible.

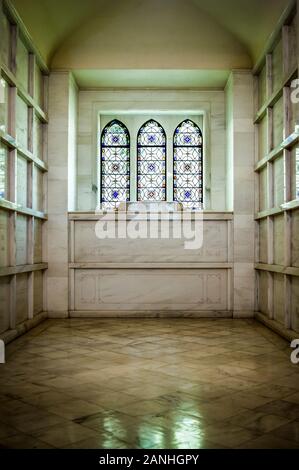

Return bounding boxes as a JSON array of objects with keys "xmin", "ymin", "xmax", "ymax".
[
  {"xmin": 192, "ymin": 0, "xmax": 290, "ymax": 63},
  {"xmin": 12, "ymin": 0, "xmax": 289, "ymax": 68},
  {"xmin": 11, "ymin": 0, "xmax": 290, "ymax": 87}
]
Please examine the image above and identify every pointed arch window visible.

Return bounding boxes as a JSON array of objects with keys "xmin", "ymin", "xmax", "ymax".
[
  {"xmin": 137, "ymin": 120, "xmax": 166, "ymax": 201},
  {"xmin": 173, "ymin": 119, "xmax": 203, "ymax": 209},
  {"xmin": 100, "ymin": 120, "xmax": 130, "ymax": 209}
]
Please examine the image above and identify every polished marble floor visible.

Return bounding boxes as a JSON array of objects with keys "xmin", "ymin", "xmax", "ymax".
[{"xmin": 0, "ymin": 318, "xmax": 299, "ymax": 449}]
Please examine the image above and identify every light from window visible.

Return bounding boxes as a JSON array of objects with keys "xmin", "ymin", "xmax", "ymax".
[
  {"xmin": 137, "ymin": 120, "xmax": 166, "ymax": 201},
  {"xmin": 101, "ymin": 120, "xmax": 130, "ymax": 209},
  {"xmin": 173, "ymin": 119, "xmax": 203, "ymax": 209}
]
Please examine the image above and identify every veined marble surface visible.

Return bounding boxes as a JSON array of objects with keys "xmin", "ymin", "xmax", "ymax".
[{"xmin": 74, "ymin": 268, "xmax": 228, "ymax": 312}]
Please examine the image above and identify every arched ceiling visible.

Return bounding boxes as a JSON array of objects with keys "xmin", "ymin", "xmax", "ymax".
[
  {"xmin": 192, "ymin": 0, "xmax": 290, "ymax": 63},
  {"xmin": 11, "ymin": 0, "xmax": 290, "ymax": 87},
  {"xmin": 50, "ymin": 0, "xmax": 251, "ymax": 70},
  {"xmin": 11, "ymin": 0, "xmax": 289, "ymax": 67}
]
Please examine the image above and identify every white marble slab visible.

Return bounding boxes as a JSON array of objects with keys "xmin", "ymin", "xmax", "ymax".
[{"xmin": 74, "ymin": 268, "xmax": 228, "ymax": 312}]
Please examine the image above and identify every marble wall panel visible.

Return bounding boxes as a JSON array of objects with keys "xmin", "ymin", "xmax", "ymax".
[
  {"xmin": 34, "ymin": 63, "xmax": 44, "ymax": 109},
  {"xmin": 34, "ymin": 271, "xmax": 43, "ymax": 315},
  {"xmin": 1, "ymin": 13, "xmax": 10, "ymax": 68},
  {"xmin": 74, "ymin": 268, "xmax": 228, "ymax": 312},
  {"xmin": 0, "ymin": 79, "xmax": 9, "ymax": 134},
  {"xmin": 34, "ymin": 218, "xmax": 43, "ymax": 263},
  {"xmin": 15, "ymin": 214, "xmax": 27, "ymax": 266},
  {"xmin": 17, "ymin": 154, "xmax": 27, "ymax": 207},
  {"xmin": 273, "ymin": 273, "xmax": 285, "ymax": 325},
  {"xmin": 291, "ymin": 276, "xmax": 299, "ymax": 333},
  {"xmin": 74, "ymin": 219, "xmax": 229, "ymax": 264},
  {"xmin": 272, "ymin": 37, "xmax": 283, "ymax": 93},
  {"xmin": 16, "ymin": 96, "xmax": 28, "ymax": 150},
  {"xmin": 273, "ymin": 214, "xmax": 284, "ymax": 266},
  {"xmin": 291, "ymin": 209, "xmax": 299, "ymax": 268},
  {"xmin": 258, "ymin": 114, "xmax": 268, "ymax": 160},
  {"xmin": 259, "ymin": 218, "xmax": 268, "ymax": 264},
  {"xmin": 33, "ymin": 114, "xmax": 44, "ymax": 160},
  {"xmin": 258, "ymin": 64, "xmax": 267, "ymax": 109},
  {"xmin": 0, "ymin": 277, "xmax": 10, "ymax": 334},
  {"xmin": 272, "ymin": 96, "xmax": 284, "ymax": 149},
  {"xmin": 290, "ymin": 145, "xmax": 299, "ymax": 200},
  {"xmin": 259, "ymin": 166, "xmax": 268, "ymax": 211},
  {"xmin": 16, "ymin": 36, "xmax": 29, "ymax": 91},
  {"xmin": 16, "ymin": 273, "xmax": 28, "ymax": 325},
  {"xmin": 273, "ymin": 154, "xmax": 284, "ymax": 207},
  {"xmin": 32, "ymin": 166, "xmax": 43, "ymax": 212},
  {"xmin": 258, "ymin": 271, "xmax": 269, "ymax": 316},
  {"xmin": 289, "ymin": 14, "xmax": 298, "ymax": 75},
  {"xmin": 0, "ymin": 209, "xmax": 9, "ymax": 267}
]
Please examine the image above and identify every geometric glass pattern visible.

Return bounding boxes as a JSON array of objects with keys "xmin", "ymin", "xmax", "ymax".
[
  {"xmin": 173, "ymin": 119, "xmax": 203, "ymax": 209},
  {"xmin": 137, "ymin": 119, "xmax": 166, "ymax": 201},
  {"xmin": 101, "ymin": 119, "xmax": 130, "ymax": 209}
]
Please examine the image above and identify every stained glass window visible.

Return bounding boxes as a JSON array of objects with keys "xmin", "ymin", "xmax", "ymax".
[
  {"xmin": 137, "ymin": 120, "xmax": 166, "ymax": 201},
  {"xmin": 101, "ymin": 120, "xmax": 130, "ymax": 209},
  {"xmin": 173, "ymin": 119, "xmax": 203, "ymax": 209}
]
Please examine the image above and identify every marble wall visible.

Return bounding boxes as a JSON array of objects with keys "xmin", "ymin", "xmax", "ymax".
[
  {"xmin": 255, "ymin": 4, "xmax": 299, "ymax": 336},
  {"xmin": 1, "ymin": 70, "xmax": 257, "ymax": 320},
  {"xmin": 69, "ymin": 212, "xmax": 232, "ymax": 316},
  {"xmin": 47, "ymin": 72, "xmax": 78, "ymax": 316},
  {"xmin": 0, "ymin": 1, "xmax": 48, "ymax": 340},
  {"xmin": 74, "ymin": 268, "xmax": 228, "ymax": 314},
  {"xmin": 3, "ymin": 68, "xmax": 256, "ymax": 320},
  {"xmin": 73, "ymin": 218, "xmax": 229, "ymax": 264},
  {"xmin": 225, "ymin": 71, "xmax": 255, "ymax": 317}
]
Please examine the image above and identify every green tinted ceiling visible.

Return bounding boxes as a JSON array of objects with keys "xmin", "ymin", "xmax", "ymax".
[
  {"xmin": 73, "ymin": 69, "xmax": 230, "ymax": 89},
  {"xmin": 11, "ymin": 0, "xmax": 290, "ymax": 67}
]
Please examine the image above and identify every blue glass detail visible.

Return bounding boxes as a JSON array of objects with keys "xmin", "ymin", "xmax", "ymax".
[
  {"xmin": 173, "ymin": 119, "xmax": 203, "ymax": 209},
  {"xmin": 137, "ymin": 120, "xmax": 166, "ymax": 202},
  {"xmin": 100, "ymin": 120, "xmax": 130, "ymax": 209}
]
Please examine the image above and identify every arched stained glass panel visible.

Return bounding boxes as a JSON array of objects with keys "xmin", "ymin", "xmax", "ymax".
[
  {"xmin": 173, "ymin": 119, "xmax": 203, "ymax": 209},
  {"xmin": 137, "ymin": 120, "xmax": 166, "ymax": 201},
  {"xmin": 101, "ymin": 120, "xmax": 130, "ymax": 209}
]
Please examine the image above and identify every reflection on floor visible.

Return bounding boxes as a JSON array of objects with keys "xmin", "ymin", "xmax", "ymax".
[{"xmin": 0, "ymin": 318, "xmax": 299, "ymax": 449}]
